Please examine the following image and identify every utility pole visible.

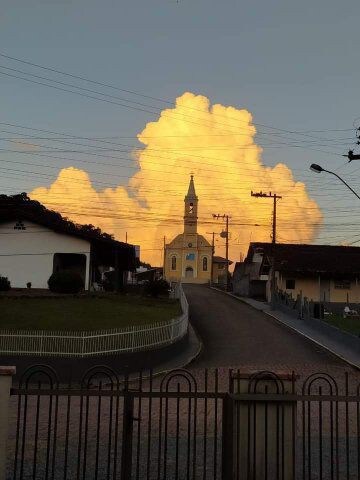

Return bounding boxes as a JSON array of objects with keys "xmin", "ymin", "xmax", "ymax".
[
  {"xmin": 206, "ymin": 231, "xmax": 216, "ymax": 285},
  {"xmin": 251, "ymin": 191, "xmax": 282, "ymax": 307},
  {"xmin": 163, "ymin": 236, "xmax": 166, "ymax": 269},
  {"xmin": 212, "ymin": 214, "xmax": 230, "ymax": 291}
]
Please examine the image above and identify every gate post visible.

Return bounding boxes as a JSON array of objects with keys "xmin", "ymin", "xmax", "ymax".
[
  {"xmin": 233, "ymin": 372, "xmax": 297, "ymax": 480},
  {"xmin": 0, "ymin": 366, "xmax": 16, "ymax": 480},
  {"xmin": 222, "ymin": 394, "xmax": 235, "ymax": 479}
]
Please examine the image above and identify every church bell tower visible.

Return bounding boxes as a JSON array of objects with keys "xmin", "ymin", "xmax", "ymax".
[{"xmin": 184, "ymin": 175, "xmax": 198, "ymax": 234}]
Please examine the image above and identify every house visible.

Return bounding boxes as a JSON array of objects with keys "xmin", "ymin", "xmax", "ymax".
[
  {"xmin": 233, "ymin": 242, "xmax": 360, "ymax": 303},
  {"xmin": 0, "ymin": 193, "xmax": 136, "ymax": 290},
  {"xmin": 212, "ymin": 256, "xmax": 232, "ymax": 285},
  {"xmin": 164, "ymin": 176, "xmax": 213, "ymax": 284},
  {"xmin": 135, "ymin": 267, "xmax": 163, "ymax": 284}
]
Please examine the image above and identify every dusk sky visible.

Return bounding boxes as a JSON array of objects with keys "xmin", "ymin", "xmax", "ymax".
[{"xmin": 1, "ymin": 0, "xmax": 360, "ymax": 263}]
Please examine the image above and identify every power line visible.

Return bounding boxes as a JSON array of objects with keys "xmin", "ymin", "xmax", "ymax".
[{"xmin": 0, "ymin": 51, "xmax": 353, "ymax": 143}]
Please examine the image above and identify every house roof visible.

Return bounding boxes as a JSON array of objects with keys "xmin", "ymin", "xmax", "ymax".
[
  {"xmin": 0, "ymin": 193, "xmax": 135, "ymax": 269},
  {"xmin": 213, "ymin": 256, "xmax": 233, "ymax": 265},
  {"xmin": 247, "ymin": 242, "xmax": 360, "ymax": 275}
]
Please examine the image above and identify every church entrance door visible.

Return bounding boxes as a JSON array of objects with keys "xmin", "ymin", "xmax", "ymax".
[{"xmin": 185, "ymin": 266, "xmax": 194, "ymax": 279}]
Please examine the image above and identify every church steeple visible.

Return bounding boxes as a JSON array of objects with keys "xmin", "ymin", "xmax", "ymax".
[
  {"xmin": 184, "ymin": 175, "xmax": 198, "ymax": 234},
  {"xmin": 187, "ymin": 174, "xmax": 197, "ymax": 199}
]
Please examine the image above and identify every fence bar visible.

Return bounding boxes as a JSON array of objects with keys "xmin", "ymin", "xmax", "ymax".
[
  {"xmin": 0, "ymin": 366, "xmax": 16, "ymax": 480},
  {"xmin": 120, "ymin": 382, "xmax": 134, "ymax": 480},
  {"xmin": 222, "ymin": 394, "xmax": 234, "ymax": 479},
  {"xmin": 7, "ymin": 366, "xmax": 360, "ymax": 479}
]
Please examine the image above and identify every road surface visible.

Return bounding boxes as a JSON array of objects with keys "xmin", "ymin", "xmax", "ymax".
[{"xmin": 184, "ymin": 284, "xmax": 352, "ymax": 375}]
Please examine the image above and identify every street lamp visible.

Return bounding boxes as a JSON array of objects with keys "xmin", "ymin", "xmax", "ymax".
[{"xmin": 309, "ymin": 164, "xmax": 360, "ymax": 200}]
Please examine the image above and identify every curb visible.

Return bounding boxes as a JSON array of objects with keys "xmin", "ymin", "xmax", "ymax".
[
  {"xmin": 148, "ymin": 322, "xmax": 203, "ymax": 378},
  {"xmin": 210, "ymin": 286, "xmax": 271, "ymax": 313},
  {"xmin": 211, "ymin": 286, "xmax": 360, "ymax": 371},
  {"xmin": 263, "ymin": 311, "xmax": 360, "ymax": 371}
]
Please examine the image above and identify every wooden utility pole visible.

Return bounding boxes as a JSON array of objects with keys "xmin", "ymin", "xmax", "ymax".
[
  {"xmin": 206, "ymin": 231, "xmax": 216, "ymax": 285},
  {"xmin": 251, "ymin": 191, "xmax": 282, "ymax": 307},
  {"xmin": 212, "ymin": 214, "xmax": 230, "ymax": 291},
  {"xmin": 163, "ymin": 236, "xmax": 166, "ymax": 269}
]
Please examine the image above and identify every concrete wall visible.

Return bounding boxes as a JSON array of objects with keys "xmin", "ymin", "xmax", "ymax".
[
  {"xmin": 212, "ymin": 262, "xmax": 226, "ymax": 284},
  {"xmin": 233, "ymin": 273, "xmax": 250, "ymax": 296},
  {"xmin": 278, "ymin": 275, "xmax": 318, "ymax": 301},
  {"xmin": 277, "ymin": 273, "xmax": 360, "ymax": 303},
  {"xmin": 0, "ymin": 221, "xmax": 90, "ymax": 289}
]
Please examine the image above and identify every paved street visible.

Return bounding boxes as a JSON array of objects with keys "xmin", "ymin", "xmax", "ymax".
[{"xmin": 185, "ymin": 284, "xmax": 353, "ymax": 375}]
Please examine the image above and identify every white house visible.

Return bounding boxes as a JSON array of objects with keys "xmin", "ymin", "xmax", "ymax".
[{"xmin": 0, "ymin": 194, "xmax": 135, "ymax": 290}]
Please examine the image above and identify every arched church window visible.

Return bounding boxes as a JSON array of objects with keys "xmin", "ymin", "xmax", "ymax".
[
  {"xmin": 203, "ymin": 257, "xmax": 208, "ymax": 271},
  {"xmin": 171, "ymin": 256, "xmax": 177, "ymax": 271}
]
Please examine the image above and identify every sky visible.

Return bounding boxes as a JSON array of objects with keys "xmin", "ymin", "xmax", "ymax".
[{"xmin": 1, "ymin": 0, "xmax": 360, "ymax": 264}]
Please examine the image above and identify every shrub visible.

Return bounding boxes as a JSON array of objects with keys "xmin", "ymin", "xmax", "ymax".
[
  {"xmin": 48, "ymin": 271, "xmax": 84, "ymax": 294},
  {"xmin": 102, "ymin": 270, "xmax": 115, "ymax": 292},
  {"xmin": 102, "ymin": 270, "xmax": 127, "ymax": 292},
  {"xmin": 0, "ymin": 276, "xmax": 11, "ymax": 291},
  {"xmin": 144, "ymin": 279, "xmax": 170, "ymax": 298}
]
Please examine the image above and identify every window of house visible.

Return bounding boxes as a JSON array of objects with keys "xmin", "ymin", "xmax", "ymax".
[
  {"xmin": 171, "ymin": 256, "xmax": 177, "ymax": 271},
  {"xmin": 286, "ymin": 279, "xmax": 295, "ymax": 290},
  {"xmin": 334, "ymin": 280, "xmax": 351, "ymax": 290},
  {"xmin": 203, "ymin": 257, "xmax": 208, "ymax": 271}
]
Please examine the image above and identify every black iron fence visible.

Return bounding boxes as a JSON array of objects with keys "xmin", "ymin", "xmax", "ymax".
[{"xmin": 5, "ymin": 365, "xmax": 360, "ymax": 479}]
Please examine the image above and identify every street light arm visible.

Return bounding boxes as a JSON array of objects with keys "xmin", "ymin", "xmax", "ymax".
[{"xmin": 324, "ymin": 169, "xmax": 360, "ymax": 201}]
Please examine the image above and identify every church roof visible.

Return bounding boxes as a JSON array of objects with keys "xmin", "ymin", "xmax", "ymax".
[
  {"xmin": 186, "ymin": 175, "xmax": 198, "ymax": 200},
  {"xmin": 166, "ymin": 233, "xmax": 211, "ymax": 248}
]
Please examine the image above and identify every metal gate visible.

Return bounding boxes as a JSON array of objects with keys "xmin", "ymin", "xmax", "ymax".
[{"xmin": 6, "ymin": 365, "xmax": 360, "ymax": 479}]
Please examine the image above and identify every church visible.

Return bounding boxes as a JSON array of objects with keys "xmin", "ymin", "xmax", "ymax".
[{"xmin": 164, "ymin": 176, "xmax": 213, "ymax": 284}]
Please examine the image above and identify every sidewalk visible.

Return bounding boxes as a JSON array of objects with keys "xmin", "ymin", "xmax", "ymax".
[{"xmin": 215, "ymin": 289, "xmax": 360, "ymax": 370}]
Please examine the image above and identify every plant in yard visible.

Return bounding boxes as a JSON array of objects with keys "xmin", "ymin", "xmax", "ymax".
[
  {"xmin": 144, "ymin": 279, "xmax": 170, "ymax": 298},
  {"xmin": 102, "ymin": 270, "xmax": 115, "ymax": 292},
  {"xmin": 0, "ymin": 276, "xmax": 11, "ymax": 291},
  {"xmin": 26, "ymin": 282, "xmax": 32, "ymax": 289},
  {"xmin": 48, "ymin": 271, "xmax": 84, "ymax": 294}
]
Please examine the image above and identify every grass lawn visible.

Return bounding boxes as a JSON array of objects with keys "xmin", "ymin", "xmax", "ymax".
[
  {"xmin": 0, "ymin": 295, "xmax": 181, "ymax": 331},
  {"xmin": 324, "ymin": 314, "xmax": 360, "ymax": 337}
]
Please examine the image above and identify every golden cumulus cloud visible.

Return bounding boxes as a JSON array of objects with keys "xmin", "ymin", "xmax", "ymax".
[{"xmin": 30, "ymin": 92, "xmax": 322, "ymax": 265}]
